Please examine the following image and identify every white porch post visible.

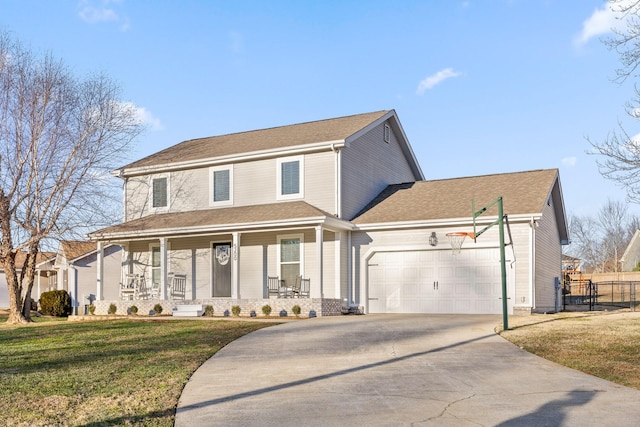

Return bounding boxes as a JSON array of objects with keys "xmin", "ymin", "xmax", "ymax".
[
  {"xmin": 69, "ymin": 265, "xmax": 78, "ymax": 315},
  {"xmin": 314, "ymin": 226, "xmax": 323, "ymax": 298},
  {"xmin": 160, "ymin": 237, "xmax": 168, "ymax": 300},
  {"xmin": 232, "ymin": 232, "xmax": 240, "ymax": 299},
  {"xmin": 96, "ymin": 241, "xmax": 104, "ymax": 300},
  {"xmin": 334, "ymin": 231, "xmax": 341, "ymax": 300}
]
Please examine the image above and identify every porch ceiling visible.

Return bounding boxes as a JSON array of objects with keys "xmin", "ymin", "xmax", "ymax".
[{"xmin": 88, "ymin": 201, "xmax": 353, "ymax": 241}]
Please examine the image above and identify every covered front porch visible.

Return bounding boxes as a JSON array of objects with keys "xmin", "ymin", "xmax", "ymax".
[{"xmin": 88, "ymin": 202, "xmax": 354, "ymax": 316}]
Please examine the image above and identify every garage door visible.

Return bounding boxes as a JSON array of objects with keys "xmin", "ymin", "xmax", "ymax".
[{"xmin": 367, "ymin": 248, "xmax": 504, "ymax": 314}]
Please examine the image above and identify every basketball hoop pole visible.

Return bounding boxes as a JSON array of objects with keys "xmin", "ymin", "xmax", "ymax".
[{"xmin": 473, "ymin": 197, "xmax": 509, "ymax": 331}]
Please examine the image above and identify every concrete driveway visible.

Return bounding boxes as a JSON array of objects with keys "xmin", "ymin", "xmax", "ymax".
[{"xmin": 175, "ymin": 314, "xmax": 640, "ymax": 426}]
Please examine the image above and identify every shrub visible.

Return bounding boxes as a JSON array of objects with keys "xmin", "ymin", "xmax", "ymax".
[
  {"xmin": 204, "ymin": 305, "xmax": 214, "ymax": 317},
  {"xmin": 88, "ymin": 304, "xmax": 96, "ymax": 315},
  {"xmin": 292, "ymin": 305, "xmax": 301, "ymax": 316},
  {"xmin": 279, "ymin": 309, "xmax": 287, "ymax": 317},
  {"xmin": 129, "ymin": 305, "xmax": 138, "ymax": 315},
  {"xmin": 108, "ymin": 303, "xmax": 117, "ymax": 315},
  {"xmin": 261, "ymin": 304, "xmax": 272, "ymax": 316},
  {"xmin": 153, "ymin": 303, "xmax": 163, "ymax": 315},
  {"xmin": 39, "ymin": 290, "xmax": 72, "ymax": 317},
  {"xmin": 231, "ymin": 305, "xmax": 241, "ymax": 316}
]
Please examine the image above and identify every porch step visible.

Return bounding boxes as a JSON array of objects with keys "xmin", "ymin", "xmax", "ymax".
[{"xmin": 172, "ymin": 304, "xmax": 204, "ymax": 317}]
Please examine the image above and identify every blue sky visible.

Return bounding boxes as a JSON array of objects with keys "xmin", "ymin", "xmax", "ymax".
[{"xmin": 1, "ymin": 0, "xmax": 638, "ymax": 217}]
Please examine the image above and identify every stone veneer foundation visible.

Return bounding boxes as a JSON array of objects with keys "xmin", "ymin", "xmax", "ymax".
[{"xmin": 91, "ymin": 298, "xmax": 343, "ymax": 317}]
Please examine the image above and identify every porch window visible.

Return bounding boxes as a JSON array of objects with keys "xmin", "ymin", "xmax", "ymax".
[
  {"xmin": 151, "ymin": 176, "xmax": 168, "ymax": 209},
  {"xmin": 151, "ymin": 246, "xmax": 160, "ymax": 289},
  {"xmin": 278, "ymin": 234, "xmax": 304, "ymax": 288},
  {"xmin": 210, "ymin": 165, "xmax": 233, "ymax": 206},
  {"xmin": 277, "ymin": 156, "xmax": 304, "ymax": 200}
]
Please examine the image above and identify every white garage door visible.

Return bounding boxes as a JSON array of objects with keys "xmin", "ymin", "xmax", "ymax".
[{"xmin": 367, "ymin": 248, "xmax": 504, "ymax": 314}]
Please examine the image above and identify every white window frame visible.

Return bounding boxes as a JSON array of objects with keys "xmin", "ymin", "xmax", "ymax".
[
  {"xmin": 149, "ymin": 174, "xmax": 170, "ymax": 212},
  {"xmin": 209, "ymin": 165, "xmax": 234, "ymax": 207},
  {"xmin": 276, "ymin": 233, "xmax": 304, "ymax": 285},
  {"xmin": 276, "ymin": 155, "xmax": 304, "ymax": 200}
]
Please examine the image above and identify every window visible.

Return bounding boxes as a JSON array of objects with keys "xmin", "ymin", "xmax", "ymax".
[
  {"xmin": 384, "ymin": 123, "xmax": 391, "ymax": 143},
  {"xmin": 210, "ymin": 165, "xmax": 233, "ymax": 206},
  {"xmin": 277, "ymin": 234, "xmax": 303, "ymax": 288},
  {"xmin": 277, "ymin": 156, "xmax": 304, "ymax": 200},
  {"xmin": 151, "ymin": 246, "xmax": 160, "ymax": 288},
  {"xmin": 151, "ymin": 176, "xmax": 168, "ymax": 209}
]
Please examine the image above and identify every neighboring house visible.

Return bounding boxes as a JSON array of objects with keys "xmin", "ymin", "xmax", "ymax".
[
  {"xmin": 51, "ymin": 241, "xmax": 122, "ymax": 314},
  {"xmin": 562, "ymin": 254, "xmax": 581, "ymax": 273},
  {"xmin": 88, "ymin": 110, "xmax": 569, "ymax": 315},
  {"xmin": 621, "ymin": 230, "xmax": 640, "ymax": 272},
  {"xmin": 0, "ymin": 251, "xmax": 56, "ymax": 309}
]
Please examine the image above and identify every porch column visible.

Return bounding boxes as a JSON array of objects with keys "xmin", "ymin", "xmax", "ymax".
[
  {"xmin": 160, "ymin": 237, "xmax": 168, "ymax": 300},
  {"xmin": 232, "ymin": 232, "xmax": 240, "ymax": 299},
  {"xmin": 69, "ymin": 265, "xmax": 78, "ymax": 315},
  {"xmin": 334, "ymin": 231, "xmax": 341, "ymax": 300},
  {"xmin": 314, "ymin": 226, "xmax": 323, "ymax": 298},
  {"xmin": 96, "ymin": 241, "xmax": 104, "ymax": 300}
]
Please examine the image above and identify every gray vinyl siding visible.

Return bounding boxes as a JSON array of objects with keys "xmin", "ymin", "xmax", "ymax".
[
  {"xmin": 509, "ymin": 223, "xmax": 533, "ymax": 309},
  {"xmin": 123, "ymin": 151, "xmax": 336, "ymax": 217},
  {"xmin": 534, "ymin": 202, "xmax": 562, "ymax": 312},
  {"xmin": 341, "ymin": 122, "xmax": 418, "ymax": 220},
  {"xmin": 73, "ymin": 245, "xmax": 122, "ymax": 303}
]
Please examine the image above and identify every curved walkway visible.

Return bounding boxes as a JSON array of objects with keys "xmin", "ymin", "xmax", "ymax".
[{"xmin": 176, "ymin": 314, "xmax": 640, "ymax": 426}]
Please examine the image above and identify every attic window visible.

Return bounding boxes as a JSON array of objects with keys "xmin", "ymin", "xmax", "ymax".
[{"xmin": 384, "ymin": 124, "xmax": 391, "ymax": 143}]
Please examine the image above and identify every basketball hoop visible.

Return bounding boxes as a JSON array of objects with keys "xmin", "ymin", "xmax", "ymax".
[{"xmin": 445, "ymin": 232, "xmax": 475, "ymax": 255}]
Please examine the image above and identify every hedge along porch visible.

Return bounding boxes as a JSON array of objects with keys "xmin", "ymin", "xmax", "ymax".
[{"xmin": 89, "ymin": 203, "xmax": 352, "ymax": 316}]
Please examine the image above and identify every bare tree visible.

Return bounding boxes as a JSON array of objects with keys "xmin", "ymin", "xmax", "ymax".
[
  {"xmin": 589, "ymin": 1, "xmax": 640, "ymax": 201},
  {"xmin": 0, "ymin": 32, "xmax": 144, "ymax": 324},
  {"xmin": 566, "ymin": 199, "xmax": 637, "ymax": 272}
]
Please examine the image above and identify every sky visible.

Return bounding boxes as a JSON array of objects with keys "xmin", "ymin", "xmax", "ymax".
[{"xmin": 1, "ymin": 0, "xmax": 639, "ymax": 219}]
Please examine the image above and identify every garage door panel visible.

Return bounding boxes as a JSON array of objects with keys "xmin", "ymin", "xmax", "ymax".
[{"xmin": 368, "ymin": 248, "xmax": 504, "ymax": 314}]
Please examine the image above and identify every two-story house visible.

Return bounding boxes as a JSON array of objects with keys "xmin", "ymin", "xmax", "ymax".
[{"xmin": 88, "ymin": 110, "xmax": 568, "ymax": 316}]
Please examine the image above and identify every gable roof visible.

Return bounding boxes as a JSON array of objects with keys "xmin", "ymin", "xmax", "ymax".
[
  {"xmin": 89, "ymin": 201, "xmax": 352, "ymax": 241},
  {"xmin": 60, "ymin": 241, "xmax": 98, "ymax": 262},
  {"xmin": 118, "ymin": 110, "xmax": 414, "ymax": 176},
  {"xmin": 2, "ymin": 251, "xmax": 56, "ymax": 271},
  {"xmin": 352, "ymin": 169, "xmax": 568, "ymax": 241}
]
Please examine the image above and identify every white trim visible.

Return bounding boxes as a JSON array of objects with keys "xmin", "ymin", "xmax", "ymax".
[
  {"xmin": 149, "ymin": 174, "xmax": 170, "ymax": 213},
  {"xmin": 276, "ymin": 155, "xmax": 304, "ymax": 200},
  {"xmin": 209, "ymin": 164, "xmax": 234, "ymax": 207},
  {"xmin": 276, "ymin": 233, "xmax": 304, "ymax": 288}
]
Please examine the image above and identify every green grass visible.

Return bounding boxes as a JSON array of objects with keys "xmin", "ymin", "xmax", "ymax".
[{"xmin": 0, "ymin": 315, "xmax": 275, "ymax": 426}]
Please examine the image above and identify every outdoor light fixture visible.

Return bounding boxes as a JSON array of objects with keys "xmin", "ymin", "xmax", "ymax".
[{"xmin": 429, "ymin": 232, "xmax": 438, "ymax": 246}]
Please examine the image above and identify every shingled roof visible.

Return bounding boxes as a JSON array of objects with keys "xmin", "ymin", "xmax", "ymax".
[
  {"xmin": 89, "ymin": 201, "xmax": 349, "ymax": 240},
  {"xmin": 60, "ymin": 241, "xmax": 98, "ymax": 261},
  {"xmin": 120, "ymin": 110, "xmax": 391, "ymax": 172},
  {"xmin": 352, "ymin": 169, "xmax": 562, "ymax": 224}
]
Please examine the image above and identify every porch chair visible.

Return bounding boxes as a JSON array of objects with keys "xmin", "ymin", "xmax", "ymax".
[
  {"xmin": 170, "ymin": 274, "xmax": 187, "ymax": 300},
  {"xmin": 298, "ymin": 278, "xmax": 310, "ymax": 298},
  {"xmin": 120, "ymin": 274, "xmax": 138, "ymax": 300},
  {"xmin": 267, "ymin": 276, "xmax": 281, "ymax": 298},
  {"xmin": 290, "ymin": 275, "xmax": 302, "ymax": 298},
  {"xmin": 136, "ymin": 276, "xmax": 151, "ymax": 300}
]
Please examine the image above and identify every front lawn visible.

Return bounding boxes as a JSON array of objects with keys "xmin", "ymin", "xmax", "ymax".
[{"xmin": 0, "ymin": 314, "xmax": 275, "ymax": 426}]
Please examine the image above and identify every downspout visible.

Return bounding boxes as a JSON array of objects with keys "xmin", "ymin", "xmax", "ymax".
[
  {"xmin": 331, "ymin": 144, "xmax": 341, "ymax": 218},
  {"xmin": 530, "ymin": 217, "xmax": 536, "ymax": 311}
]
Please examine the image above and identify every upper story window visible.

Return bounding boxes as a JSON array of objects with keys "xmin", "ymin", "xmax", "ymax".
[
  {"xmin": 210, "ymin": 165, "xmax": 233, "ymax": 206},
  {"xmin": 150, "ymin": 175, "xmax": 169, "ymax": 210},
  {"xmin": 277, "ymin": 156, "xmax": 304, "ymax": 200}
]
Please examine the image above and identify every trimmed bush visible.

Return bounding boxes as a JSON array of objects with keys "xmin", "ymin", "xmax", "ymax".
[
  {"xmin": 291, "ymin": 305, "xmax": 301, "ymax": 316},
  {"xmin": 129, "ymin": 305, "xmax": 138, "ymax": 315},
  {"xmin": 153, "ymin": 303, "xmax": 163, "ymax": 315},
  {"xmin": 88, "ymin": 304, "xmax": 96, "ymax": 315},
  {"xmin": 39, "ymin": 290, "xmax": 72, "ymax": 317},
  {"xmin": 231, "ymin": 305, "xmax": 241, "ymax": 316},
  {"xmin": 204, "ymin": 305, "xmax": 214, "ymax": 317},
  {"xmin": 261, "ymin": 304, "xmax": 272, "ymax": 316},
  {"xmin": 108, "ymin": 303, "xmax": 117, "ymax": 315}
]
